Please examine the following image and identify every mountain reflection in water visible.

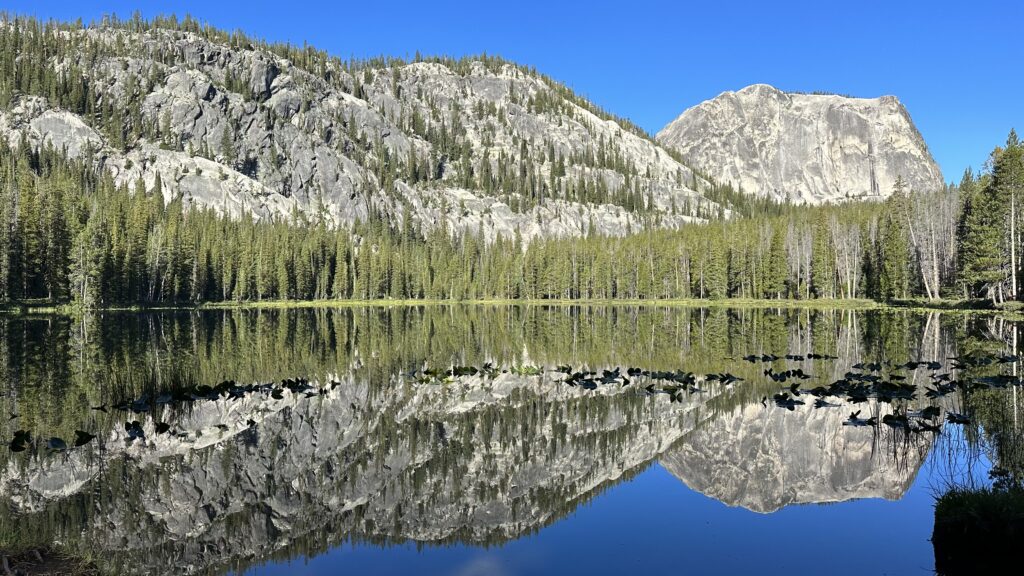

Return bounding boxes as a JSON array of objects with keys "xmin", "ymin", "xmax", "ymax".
[{"xmin": 0, "ymin": 306, "xmax": 1016, "ymax": 575}]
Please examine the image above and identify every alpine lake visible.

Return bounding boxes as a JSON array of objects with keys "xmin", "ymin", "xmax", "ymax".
[{"xmin": 1, "ymin": 305, "xmax": 1020, "ymax": 575}]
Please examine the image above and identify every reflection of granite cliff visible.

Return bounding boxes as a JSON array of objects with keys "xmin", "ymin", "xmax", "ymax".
[
  {"xmin": 1, "ymin": 372, "xmax": 719, "ymax": 575},
  {"xmin": 1, "ymin": 369, "xmax": 938, "ymax": 574},
  {"xmin": 659, "ymin": 402, "xmax": 931, "ymax": 513}
]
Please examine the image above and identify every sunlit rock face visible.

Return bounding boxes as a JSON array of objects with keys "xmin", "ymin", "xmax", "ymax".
[
  {"xmin": 660, "ymin": 401, "xmax": 931, "ymax": 513},
  {"xmin": 0, "ymin": 26, "xmax": 724, "ymax": 242},
  {"xmin": 656, "ymin": 84, "xmax": 944, "ymax": 204}
]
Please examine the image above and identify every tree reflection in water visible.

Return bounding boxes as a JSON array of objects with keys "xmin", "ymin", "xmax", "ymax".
[{"xmin": 0, "ymin": 306, "xmax": 1019, "ymax": 575}]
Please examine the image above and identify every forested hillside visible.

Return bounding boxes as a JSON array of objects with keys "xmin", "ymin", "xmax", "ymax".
[
  {"xmin": 0, "ymin": 130, "xmax": 1019, "ymax": 308},
  {"xmin": 0, "ymin": 13, "xmax": 746, "ymax": 244}
]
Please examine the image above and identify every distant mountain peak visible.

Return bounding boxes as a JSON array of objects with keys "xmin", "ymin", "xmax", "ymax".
[{"xmin": 656, "ymin": 84, "xmax": 943, "ymax": 204}]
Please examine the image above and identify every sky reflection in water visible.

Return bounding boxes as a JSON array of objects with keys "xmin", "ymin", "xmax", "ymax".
[
  {"xmin": 255, "ymin": 448, "xmax": 963, "ymax": 576},
  {"xmin": 0, "ymin": 307, "xmax": 1014, "ymax": 576}
]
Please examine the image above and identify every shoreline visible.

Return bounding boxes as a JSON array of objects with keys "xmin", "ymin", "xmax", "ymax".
[{"xmin": 0, "ymin": 297, "xmax": 1015, "ymax": 317}]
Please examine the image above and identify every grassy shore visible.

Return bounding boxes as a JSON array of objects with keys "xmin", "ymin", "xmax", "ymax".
[
  {"xmin": 933, "ymin": 487, "xmax": 1024, "ymax": 575},
  {"xmin": 0, "ymin": 296, "xmax": 1019, "ymax": 316},
  {"xmin": 196, "ymin": 297, "xmax": 884, "ymax": 311}
]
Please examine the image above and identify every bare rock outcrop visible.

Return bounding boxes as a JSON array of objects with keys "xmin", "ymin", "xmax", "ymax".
[{"xmin": 657, "ymin": 84, "xmax": 944, "ymax": 203}]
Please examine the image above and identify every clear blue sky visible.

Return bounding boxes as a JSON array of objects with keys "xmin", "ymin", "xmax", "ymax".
[{"xmin": 5, "ymin": 0, "xmax": 1022, "ymax": 182}]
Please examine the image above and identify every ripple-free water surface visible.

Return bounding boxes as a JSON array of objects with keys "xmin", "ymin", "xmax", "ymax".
[
  {"xmin": 0, "ymin": 306, "xmax": 1014, "ymax": 575},
  {"xmin": 253, "ymin": 429, "xmax": 982, "ymax": 576}
]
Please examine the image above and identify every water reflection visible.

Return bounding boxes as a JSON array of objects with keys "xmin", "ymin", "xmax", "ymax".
[{"xmin": 0, "ymin": 306, "xmax": 1020, "ymax": 575}]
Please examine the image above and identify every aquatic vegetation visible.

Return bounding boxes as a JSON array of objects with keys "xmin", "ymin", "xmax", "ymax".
[
  {"xmin": 45, "ymin": 437, "xmax": 67, "ymax": 451},
  {"xmin": 933, "ymin": 487, "xmax": 1024, "ymax": 575},
  {"xmin": 73, "ymin": 431, "xmax": 96, "ymax": 447},
  {"xmin": 946, "ymin": 412, "xmax": 971, "ymax": 425},
  {"xmin": 843, "ymin": 411, "xmax": 878, "ymax": 427},
  {"xmin": 9, "ymin": 336, "xmax": 1024, "ymax": 456},
  {"xmin": 0, "ymin": 307, "xmax": 1021, "ymax": 575},
  {"xmin": 7, "ymin": 430, "xmax": 30, "ymax": 453}
]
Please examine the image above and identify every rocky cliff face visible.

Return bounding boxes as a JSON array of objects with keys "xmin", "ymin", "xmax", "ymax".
[
  {"xmin": 656, "ymin": 84, "xmax": 944, "ymax": 204},
  {"xmin": 0, "ymin": 22, "xmax": 724, "ymax": 241}
]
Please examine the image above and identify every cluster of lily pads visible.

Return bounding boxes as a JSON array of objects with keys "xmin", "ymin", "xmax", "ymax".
[
  {"xmin": 413, "ymin": 362, "xmax": 758, "ymax": 408},
  {"xmin": 748, "ymin": 353, "xmax": 1024, "ymax": 433},
  {"xmin": 7, "ymin": 429, "xmax": 96, "ymax": 453},
  {"xmin": 408, "ymin": 363, "xmax": 509, "ymax": 384},
  {"xmin": 6, "ymin": 377, "xmax": 342, "ymax": 455},
  {"xmin": 407, "ymin": 363, "xmax": 745, "ymax": 400},
  {"xmin": 7, "ymin": 351, "xmax": 1024, "ymax": 455},
  {"xmin": 558, "ymin": 366, "xmax": 744, "ymax": 399}
]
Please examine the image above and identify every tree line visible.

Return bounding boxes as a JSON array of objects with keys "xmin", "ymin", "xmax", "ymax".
[{"xmin": 0, "ymin": 130, "xmax": 1020, "ymax": 309}]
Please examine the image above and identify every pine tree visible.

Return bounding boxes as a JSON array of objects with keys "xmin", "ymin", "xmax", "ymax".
[
  {"xmin": 220, "ymin": 123, "xmax": 236, "ymax": 168},
  {"xmin": 993, "ymin": 129, "xmax": 1024, "ymax": 299},
  {"xmin": 811, "ymin": 213, "xmax": 835, "ymax": 298},
  {"xmin": 69, "ymin": 206, "xmax": 106, "ymax": 309},
  {"xmin": 764, "ymin": 226, "xmax": 788, "ymax": 298},
  {"xmin": 959, "ymin": 168, "xmax": 1008, "ymax": 302},
  {"xmin": 879, "ymin": 212, "xmax": 910, "ymax": 301}
]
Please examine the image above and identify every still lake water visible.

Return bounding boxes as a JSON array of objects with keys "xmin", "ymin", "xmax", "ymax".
[{"xmin": 0, "ymin": 306, "xmax": 1017, "ymax": 575}]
